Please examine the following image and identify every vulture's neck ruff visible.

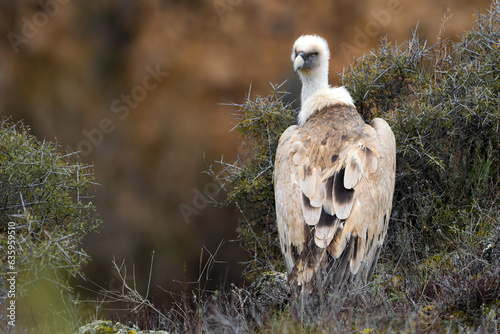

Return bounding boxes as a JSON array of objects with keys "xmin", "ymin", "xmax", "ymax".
[{"xmin": 292, "ymin": 35, "xmax": 354, "ymax": 126}]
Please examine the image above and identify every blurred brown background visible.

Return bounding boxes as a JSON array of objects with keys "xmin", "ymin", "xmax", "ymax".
[{"xmin": 0, "ymin": 0, "xmax": 492, "ymax": 303}]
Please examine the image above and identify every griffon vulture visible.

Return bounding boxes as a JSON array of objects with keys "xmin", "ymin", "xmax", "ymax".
[{"xmin": 274, "ymin": 35, "xmax": 396, "ymax": 293}]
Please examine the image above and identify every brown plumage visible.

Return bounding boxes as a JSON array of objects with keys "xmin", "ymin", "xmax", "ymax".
[{"xmin": 274, "ymin": 35, "xmax": 396, "ymax": 293}]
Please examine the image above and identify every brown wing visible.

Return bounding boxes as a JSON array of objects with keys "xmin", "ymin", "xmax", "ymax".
[
  {"xmin": 274, "ymin": 104, "xmax": 396, "ymax": 292},
  {"xmin": 274, "ymin": 125, "xmax": 303, "ymax": 273}
]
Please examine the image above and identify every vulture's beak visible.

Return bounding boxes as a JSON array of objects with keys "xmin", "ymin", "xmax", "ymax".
[{"xmin": 293, "ymin": 52, "xmax": 306, "ymax": 72}]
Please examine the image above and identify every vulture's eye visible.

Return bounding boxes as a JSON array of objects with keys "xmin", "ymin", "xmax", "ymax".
[{"xmin": 309, "ymin": 52, "xmax": 318, "ymax": 59}]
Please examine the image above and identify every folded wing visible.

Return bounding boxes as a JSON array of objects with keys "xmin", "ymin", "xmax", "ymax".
[{"xmin": 274, "ymin": 105, "xmax": 396, "ymax": 291}]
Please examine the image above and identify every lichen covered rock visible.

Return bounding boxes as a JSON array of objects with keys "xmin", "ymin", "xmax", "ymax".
[{"xmin": 78, "ymin": 320, "xmax": 169, "ymax": 334}]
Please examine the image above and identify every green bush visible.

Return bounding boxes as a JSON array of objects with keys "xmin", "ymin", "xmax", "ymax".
[
  {"xmin": 0, "ymin": 118, "xmax": 100, "ymax": 296},
  {"xmin": 205, "ymin": 83, "xmax": 296, "ymax": 278},
  {"xmin": 344, "ymin": 24, "xmax": 500, "ymax": 247}
]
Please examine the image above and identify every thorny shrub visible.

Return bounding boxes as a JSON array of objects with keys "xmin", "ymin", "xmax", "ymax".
[{"xmin": 0, "ymin": 119, "xmax": 100, "ymax": 298}]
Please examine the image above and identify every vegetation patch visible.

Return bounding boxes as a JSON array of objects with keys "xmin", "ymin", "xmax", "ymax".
[{"xmin": 0, "ymin": 118, "xmax": 100, "ymax": 331}]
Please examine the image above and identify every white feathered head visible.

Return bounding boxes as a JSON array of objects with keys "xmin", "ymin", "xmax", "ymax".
[{"xmin": 291, "ymin": 35, "xmax": 330, "ymax": 74}]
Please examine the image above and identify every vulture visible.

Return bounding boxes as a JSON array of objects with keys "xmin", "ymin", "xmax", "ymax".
[{"xmin": 274, "ymin": 35, "xmax": 396, "ymax": 294}]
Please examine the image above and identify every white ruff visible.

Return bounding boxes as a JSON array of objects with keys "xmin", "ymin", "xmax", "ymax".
[{"xmin": 298, "ymin": 86, "xmax": 354, "ymax": 126}]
